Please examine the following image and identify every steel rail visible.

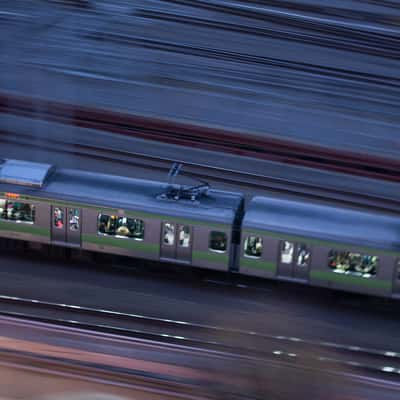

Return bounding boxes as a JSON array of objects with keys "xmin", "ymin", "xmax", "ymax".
[
  {"xmin": 1, "ymin": 294, "xmax": 400, "ymax": 379},
  {"xmin": 1, "ymin": 92, "xmax": 400, "ymax": 183},
  {"xmin": 1, "ymin": 128, "xmax": 400, "ymax": 214}
]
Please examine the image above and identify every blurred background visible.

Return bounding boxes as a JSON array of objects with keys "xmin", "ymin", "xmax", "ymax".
[{"xmin": 1, "ymin": 1, "xmax": 400, "ymax": 399}]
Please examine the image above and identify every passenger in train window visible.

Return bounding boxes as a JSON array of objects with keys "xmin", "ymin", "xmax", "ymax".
[
  {"xmin": 132, "ymin": 219, "xmax": 144, "ymax": 239},
  {"xmin": 179, "ymin": 226, "xmax": 190, "ymax": 247},
  {"xmin": 355, "ymin": 255, "xmax": 378, "ymax": 274},
  {"xmin": 0, "ymin": 199, "xmax": 5, "ymax": 218},
  {"xmin": 0, "ymin": 201, "xmax": 34, "ymax": 223},
  {"xmin": 54, "ymin": 208, "xmax": 64, "ymax": 228},
  {"xmin": 98, "ymin": 214, "xmax": 108, "ymax": 234},
  {"xmin": 297, "ymin": 244, "xmax": 311, "ymax": 267},
  {"xmin": 281, "ymin": 241, "xmax": 294, "ymax": 264},
  {"xmin": 328, "ymin": 251, "xmax": 350, "ymax": 272},
  {"xmin": 164, "ymin": 223, "xmax": 175, "ymax": 245},
  {"xmin": 106, "ymin": 215, "xmax": 117, "ymax": 235},
  {"xmin": 116, "ymin": 217, "xmax": 130, "ymax": 236},
  {"xmin": 244, "ymin": 236, "xmax": 263, "ymax": 258},
  {"xmin": 209, "ymin": 231, "xmax": 227, "ymax": 252},
  {"xmin": 69, "ymin": 209, "xmax": 80, "ymax": 231},
  {"xmin": 328, "ymin": 250, "xmax": 377, "ymax": 277},
  {"xmin": 7, "ymin": 202, "xmax": 15, "ymax": 220}
]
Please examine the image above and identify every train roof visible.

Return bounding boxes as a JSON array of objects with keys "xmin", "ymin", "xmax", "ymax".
[
  {"xmin": 244, "ymin": 196, "xmax": 400, "ymax": 252},
  {"xmin": 0, "ymin": 161, "xmax": 243, "ymax": 226}
]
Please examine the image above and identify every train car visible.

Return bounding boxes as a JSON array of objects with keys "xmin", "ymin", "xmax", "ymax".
[
  {"xmin": 2, "ymin": 159, "xmax": 400, "ymax": 298},
  {"xmin": 240, "ymin": 196, "xmax": 400, "ymax": 298},
  {"xmin": 0, "ymin": 159, "xmax": 244, "ymax": 272}
]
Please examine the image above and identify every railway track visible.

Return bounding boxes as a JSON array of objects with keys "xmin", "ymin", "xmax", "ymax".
[
  {"xmin": 1, "ymin": 92, "xmax": 400, "ymax": 186},
  {"xmin": 0, "ymin": 350, "xmax": 202, "ymax": 400},
  {"xmin": 0, "ymin": 317, "xmax": 223, "ymax": 400},
  {"xmin": 2, "ymin": 314, "xmax": 400, "ymax": 400},
  {"xmin": 1, "ymin": 294, "xmax": 400, "ymax": 381},
  {"xmin": 136, "ymin": 1, "xmax": 400, "ymax": 59},
  {"xmin": 82, "ymin": 29, "xmax": 400, "ymax": 90},
  {"xmin": 1, "ymin": 127, "xmax": 400, "ymax": 214},
  {"xmin": 160, "ymin": 0, "xmax": 400, "ymax": 29}
]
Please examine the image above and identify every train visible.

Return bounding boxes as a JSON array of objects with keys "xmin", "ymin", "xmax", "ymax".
[{"xmin": 0, "ymin": 158, "xmax": 399, "ymax": 298}]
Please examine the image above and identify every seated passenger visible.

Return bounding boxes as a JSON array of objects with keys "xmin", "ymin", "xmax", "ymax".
[
  {"xmin": 116, "ymin": 225, "xmax": 130, "ymax": 236},
  {"xmin": 116, "ymin": 217, "xmax": 130, "ymax": 236},
  {"xmin": 254, "ymin": 240, "xmax": 262, "ymax": 256},
  {"xmin": 7, "ymin": 203, "xmax": 14, "ymax": 220},
  {"xmin": 106, "ymin": 216, "xmax": 117, "ymax": 234}
]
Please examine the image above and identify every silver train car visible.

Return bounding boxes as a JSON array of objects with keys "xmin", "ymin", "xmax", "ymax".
[{"xmin": 1, "ymin": 159, "xmax": 399, "ymax": 298}]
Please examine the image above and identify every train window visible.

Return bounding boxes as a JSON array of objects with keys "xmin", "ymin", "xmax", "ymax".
[
  {"xmin": 396, "ymin": 260, "xmax": 400, "ymax": 280},
  {"xmin": 0, "ymin": 199, "xmax": 35, "ymax": 224},
  {"xmin": 296, "ymin": 244, "xmax": 311, "ymax": 267},
  {"xmin": 178, "ymin": 225, "xmax": 190, "ymax": 248},
  {"xmin": 163, "ymin": 223, "xmax": 175, "ymax": 246},
  {"xmin": 209, "ymin": 231, "xmax": 227, "ymax": 253},
  {"xmin": 244, "ymin": 236, "xmax": 263, "ymax": 258},
  {"xmin": 98, "ymin": 214, "xmax": 144, "ymax": 240},
  {"xmin": 281, "ymin": 241, "xmax": 294, "ymax": 264},
  {"xmin": 54, "ymin": 207, "xmax": 64, "ymax": 229},
  {"xmin": 328, "ymin": 250, "xmax": 378, "ymax": 278},
  {"xmin": 68, "ymin": 209, "xmax": 80, "ymax": 231}
]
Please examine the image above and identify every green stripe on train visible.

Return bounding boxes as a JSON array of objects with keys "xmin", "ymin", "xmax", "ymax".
[
  {"xmin": 192, "ymin": 251, "xmax": 229, "ymax": 264},
  {"xmin": 0, "ymin": 221, "xmax": 49, "ymax": 237},
  {"xmin": 82, "ymin": 234, "xmax": 159, "ymax": 253},
  {"xmin": 240, "ymin": 257, "xmax": 391, "ymax": 289},
  {"xmin": 243, "ymin": 228, "xmax": 400, "ymax": 257},
  {"xmin": 240, "ymin": 258, "xmax": 276, "ymax": 272},
  {"xmin": 2, "ymin": 194, "xmax": 229, "ymax": 230},
  {"xmin": 310, "ymin": 270, "xmax": 391, "ymax": 290},
  {"xmin": 83, "ymin": 235, "xmax": 228, "ymax": 264}
]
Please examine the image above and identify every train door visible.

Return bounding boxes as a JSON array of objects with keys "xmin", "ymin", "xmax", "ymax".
[
  {"xmin": 392, "ymin": 259, "xmax": 400, "ymax": 295},
  {"xmin": 51, "ymin": 206, "xmax": 81, "ymax": 245},
  {"xmin": 160, "ymin": 222, "xmax": 192, "ymax": 263},
  {"xmin": 278, "ymin": 240, "xmax": 311, "ymax": 281}
]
